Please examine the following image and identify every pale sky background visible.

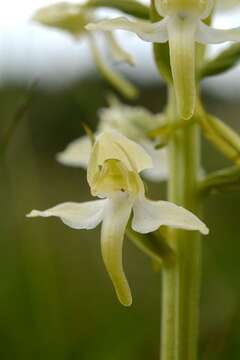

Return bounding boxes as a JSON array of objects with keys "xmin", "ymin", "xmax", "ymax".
[{"xmin": 0, "ymin": 0, "xmax": 239, "ymax": 99}]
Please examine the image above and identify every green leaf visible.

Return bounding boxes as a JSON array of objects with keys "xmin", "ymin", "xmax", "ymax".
[
  {"xmin": 0, "ymin": 83, "xmax": 35, "ymax": 155},
  {"xmin": 200, "ymin": 43, "xmax": 240, "ymax": 78},
  {"xmin": 86, "ymin": 0, "xmax": 149, "ymax": 20}
]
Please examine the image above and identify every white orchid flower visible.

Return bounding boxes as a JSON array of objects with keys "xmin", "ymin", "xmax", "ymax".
[
  {"xmin": 27, "ymin": 131, "xmax": 209, "ymax": 306},
  {"xmin": 57, "ymin": 98, "xmax": 168, "ymax": 182},
  {"xmin": 33, "ymin": 2, "xmax": 133, "ymax": 63},
  {"xmin": 86, "ymin": 0, "xmax": 240, "ymax": 119},
  {"xmin": 32, "ymin": 2, "xmax": 136, "ymax": 98}
]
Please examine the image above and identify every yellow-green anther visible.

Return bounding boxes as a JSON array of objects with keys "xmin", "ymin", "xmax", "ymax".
[{"xmin": 90, "ymin": 159, "xmax": 130, "ymax": 196}]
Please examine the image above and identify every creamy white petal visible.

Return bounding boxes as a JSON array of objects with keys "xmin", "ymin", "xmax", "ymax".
[
  {"xmin": 101, "ymin": 193, "xmax": 134, "ymax": 306},
  {"xmin": 86, "ymin": 16, "xmax": 169, "ymax": 43},
  {"xmin": 56, "ymin": 135, "xmax": 91, "ymax": 168},
  {"xmin": 132, "ymin": 197, "xmax": 209, "ymax": 235},
  {"xmin": 27, "ymin": 199, "xmax": 107, "ymax": 230},
  {"xmin": 87, "ymin": 131, "xmax": 153, "ymax": 186},
  {"xmin": 196, "ymin": 21, "xmax": 240, "ymax": 44},
  {"xmin": 140, "ymin": 139, "xmax": 168, "ymax": 182},
  {"xmin": 105, "ymin": 32, "xmax": 135, "ymax": 65},
  {"xmin": 167, "ymin": 15, "xmax": 197, "ymax": 119}
]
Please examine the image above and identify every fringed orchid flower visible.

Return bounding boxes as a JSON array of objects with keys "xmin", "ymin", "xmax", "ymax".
[
  {"xmin": 32, "ymin": 2, "xmax": 137, "ymax": 98},
  {"xmin": 27, "ymin": 131, "xmax": 209, "ymax": 306},
  {"xmin": 86, "ymin": 0, "xmax": 240, "ymax": 119},
  {"xmin": 57, "ymin": 97, "xmax": 168, "ymax": 182}
]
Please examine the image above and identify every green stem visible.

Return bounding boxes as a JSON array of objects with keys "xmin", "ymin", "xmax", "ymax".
[{"xmin": 161, "ymin": 89, "xmax": 202, "ymax": 360}]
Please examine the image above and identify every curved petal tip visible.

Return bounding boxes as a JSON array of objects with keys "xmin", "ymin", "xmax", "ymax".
[
  {"xmin": 26, "ymin": 210, "xmax": 42, "ymax": 218},
  {"xmin": 117, "ymin": 291, "xmax": 132, "ymax": 307}
]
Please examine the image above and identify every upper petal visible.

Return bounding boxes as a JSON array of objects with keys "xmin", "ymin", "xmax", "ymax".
[
  {"xmin": 101, "ymin": 193, "xmax": 134, "ymax": 306},
  {"xmin": 132, "ymin": 196, "xmax": 209, "ymax": 235},
  {"xmin": 87, "ymin": 130, "xmax": 153, "ymax": 187},
  {"xmin": 27, "ymin": 199, "xmax": 107, "ymax": 230},
  {"xmin": 196, "ymin": 21, "xmax": 240, "ymax": 44},
  {"xmin": 56, "ymin": 135, "xmax": 91, "ymax": 168},
  {"xmin": 86, "ymin": 16, "xmax": 169, "ymax": 43}
]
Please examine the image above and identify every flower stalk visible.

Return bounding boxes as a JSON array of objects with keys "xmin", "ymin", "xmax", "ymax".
[{"xmin": 161, "ymin": 89, "xmax": 202, "ymax": 360}]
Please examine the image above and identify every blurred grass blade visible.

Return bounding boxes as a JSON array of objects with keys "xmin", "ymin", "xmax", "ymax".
[
  {"xmin": 0, "ymin": 84, "xmax": 35, "ymax": 155},
  {"xmin": 200, "ymin": 43, "xmax": 240, "ymax": 78},
  {"xmin": 86, "ymin": 0, "xmax": 149, "ymax": 19}
]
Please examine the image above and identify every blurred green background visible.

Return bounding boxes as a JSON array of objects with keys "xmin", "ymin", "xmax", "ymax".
[{"xmin": 1, "ymin": 75, "xmax": 240, "ymax": 360}]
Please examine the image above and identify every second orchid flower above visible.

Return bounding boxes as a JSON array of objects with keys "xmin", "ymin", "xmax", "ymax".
[
  {"xmin": 86, "ymin": 0, "xmax": 240, "ymax": 119},
  {"xmin": 57, "ymin": 97, "xmax": 169, "ymax": 182}
]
